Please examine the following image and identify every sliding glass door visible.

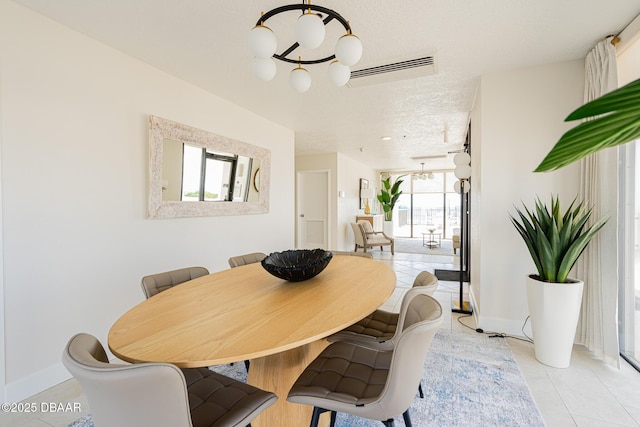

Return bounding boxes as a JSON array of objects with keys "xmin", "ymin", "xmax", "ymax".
[
  {"xmin": 392, "ymin": 171, "xmax": 459, "ymax": 238},
  {"xmin": 620, "ymin": 140, "xmax": 639, "ymax": 369}
]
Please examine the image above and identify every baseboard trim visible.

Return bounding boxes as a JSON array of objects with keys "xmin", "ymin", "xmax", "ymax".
[
  {"xmin": 476, "ymin": 315, "xmax": 532, "ymax": 338},
  {"xmin": 6, "ymin": 362, "xmax": 72, "ymax": 402}
]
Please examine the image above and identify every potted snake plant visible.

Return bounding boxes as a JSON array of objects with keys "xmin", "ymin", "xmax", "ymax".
[{"xmin": 510, "ymin": 195, "xmax": 606, "ymax": 368}]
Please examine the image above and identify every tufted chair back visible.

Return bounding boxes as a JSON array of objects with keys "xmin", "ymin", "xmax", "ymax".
[{"xmin": 140, "ymin": 266, "xmax": 209, "ymax": 299}]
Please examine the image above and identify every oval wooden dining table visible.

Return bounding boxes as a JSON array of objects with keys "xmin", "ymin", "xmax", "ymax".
[{"xmin": 108, "ymin": 254, "xmax": 396, "ymax": 427}]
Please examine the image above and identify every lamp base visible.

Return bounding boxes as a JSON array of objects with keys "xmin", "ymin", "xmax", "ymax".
[{"xmin": 452, "ymin": 300, "xmax": 473, "ymax": 314}]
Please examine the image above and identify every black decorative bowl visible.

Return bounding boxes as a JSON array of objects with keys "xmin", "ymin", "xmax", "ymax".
[{"xmin": 261, "ymin": 249, "xmax": 333, "ymax": 282}]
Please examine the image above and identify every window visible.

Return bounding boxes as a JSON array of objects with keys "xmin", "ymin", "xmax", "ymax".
[
  {"xmin": 392, "ymin": 171, "xmax": 459, "ymax": 239},
  {"xmin": 180, "ymin": 144, "xmax": 244, "ymax": 202}
]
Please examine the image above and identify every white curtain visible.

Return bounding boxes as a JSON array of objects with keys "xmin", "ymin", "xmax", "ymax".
[{"xmin": 575, "ymin": 36, "xmax": 620, "ymax": 367}]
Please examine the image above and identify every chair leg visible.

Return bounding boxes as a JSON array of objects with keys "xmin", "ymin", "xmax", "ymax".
[
  {"xmin": 381, "ymin": 419, "xmax": 395, "ymax": 427},
  {"xmin": 418, "ymin": 381, "xmax": 424, "ymax": 398},
  {"xmin": 330, "ymin": 411, "xmax": 337, "ymax": 427},
  {"xmin": 310, "ymin": 407, "xmax": 330, "ymax": 427},
  {"xmin": 244, "ymin": 359, "xmax": 250, "ymax": 372},
  {"xmin": 402, "ymin": 409, "xmax": 413, "ymax": 427}
]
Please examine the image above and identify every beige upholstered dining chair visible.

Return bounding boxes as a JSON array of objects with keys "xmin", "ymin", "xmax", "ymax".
[
  {"xmin": 141, "ymin": 265, "xmax": 250, "ymax": 373},
  {"xmin": 287, "ymin": 294, "xmax": 443, "ymax": 427},
  {"xmin": 328, "ymin": 271, "xmax": 439, "ymax": 399},
  {"xmin": 140, "ymin": 266, "xmax": 209, "ymax": 299},
  {"xmin": 350, "ymin": 221, "xmax": 395, "ymax": 255},
  {"xmin": 228, "ymin": 252, "xmax": 267, "ymax": 268},
  {"xmin": 226, "ymin": 254, "xmax": 269, "ymax": 372},
  {"xmin": 63, "ymin": 333, "xmax": 277, "ymax": 427},
  {"xmin": 328, "ymin": 271, "xmax": 439, "ymax": 350}
]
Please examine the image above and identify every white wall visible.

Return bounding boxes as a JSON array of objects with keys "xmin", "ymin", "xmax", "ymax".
[
  {"xmin": 472, "ymin": 60, "xmax": 584, "ymax": 334},
  {"xmin": 0, "ymin": 0, "xmax": 295, "ymax": 401}
]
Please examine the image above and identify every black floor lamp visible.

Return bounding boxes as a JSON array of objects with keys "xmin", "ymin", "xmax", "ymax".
[{"xmin": 452, "ymin": 153, "xmax": 472, "ymax": 314}]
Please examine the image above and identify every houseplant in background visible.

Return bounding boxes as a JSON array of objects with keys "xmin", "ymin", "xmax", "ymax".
[
  {"xmin": 377, "ymin": 175, "xmax": 406, "ymax": 235},
  {"xmin": 510, "ymin": 196, "xmax": 607, "ymax": 368}
]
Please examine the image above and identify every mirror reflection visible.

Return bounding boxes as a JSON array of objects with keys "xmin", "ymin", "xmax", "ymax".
[
  {"xmin": 149, "ymin": 116, "xmax": 270, "ymax": 218},
  {"xmin": 162, "ymin": 138, "xmax": 261, "ymax": 203}
]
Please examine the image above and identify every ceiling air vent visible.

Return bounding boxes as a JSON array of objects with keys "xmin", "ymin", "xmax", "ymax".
[{"xmin": 347, "ymin": 56, "xmax": 437, "ymax": 88}]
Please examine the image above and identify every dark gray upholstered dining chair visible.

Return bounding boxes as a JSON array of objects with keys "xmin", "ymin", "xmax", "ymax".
[
  {"xmin": 287, "ymin": 294, "xmax": 443, "ymax": 427},
  {"xmin": 227, "ymin": 252, "xmax": 267, "ymax": 268},
  {"xmin": 140, "ymin": 266, "xmax": 209, "ymax": 299},
  {"xmin": 62, "ymin": 333, "xmax": 277, "ymax": 427}
]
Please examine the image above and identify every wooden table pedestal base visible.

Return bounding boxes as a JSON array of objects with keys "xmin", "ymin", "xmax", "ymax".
[{"xmin": 247, "ymin": 339, "xmax": 330, "ymax": 427}]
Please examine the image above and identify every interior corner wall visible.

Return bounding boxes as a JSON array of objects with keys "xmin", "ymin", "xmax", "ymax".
[
  {"xmin": 472, "ymin": 59, "xmax": 584, "ymax": 335},
  {"xmin": 336, "ymin": 153, "xmax": 379, "ymax": 251},
  {"xmin": 0, "ymin": 0, "xmax": 295, "ymax": 401}
]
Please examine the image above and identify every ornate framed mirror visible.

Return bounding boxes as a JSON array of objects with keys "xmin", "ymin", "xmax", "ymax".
[{"xmin": 148, "ymin": 116, "xmax": 271, "ymax": 218}]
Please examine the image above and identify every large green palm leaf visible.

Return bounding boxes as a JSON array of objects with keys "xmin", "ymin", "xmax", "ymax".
[{"xmin": 535, "ymin": 78, "xmax": 640, "ymax": 172}]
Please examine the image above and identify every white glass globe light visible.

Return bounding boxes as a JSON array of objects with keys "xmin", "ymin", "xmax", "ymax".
[
  {"xmin": 327, "ymin": 60, "xmax": 350, "ymax": 86},
  {"xmin": 454, "ymin": 164, "xmax": 472, "ymax": 180},
  {"xmin": 453, "ymin": 152, "xmax": 471, "ymax": 166},
  {"xmin": 248, "ymin": 24, "xmax": 277, "ymax": 58},
  {"xmin": 289, "ymin": 66, "xmax": 312, "ymax": 92},
  {"xmin": 296, "ymin": 11, "xmax": 326, "ymax": 49},
  {"xmin": 251, "ymin": 57, "xmax": 277, "ymax": 81},
  {"xmin": 335, "ymin": 33, "xmax": 362, "ymax": 66},
  {"xmin": 454, "ymin": 180, "xmax": 471, "ymax": 194}
]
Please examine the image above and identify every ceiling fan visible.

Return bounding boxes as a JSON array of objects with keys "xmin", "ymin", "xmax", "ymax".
[{"xmin": 413, "ymin": 162, "xmax": 434, "ymax": 180}]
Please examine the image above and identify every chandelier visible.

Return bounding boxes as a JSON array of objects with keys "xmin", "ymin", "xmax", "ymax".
[
  {"xmin": 248, "ymin": 1, "xmax": 363, "ymax": 92},
  {"xmin": 413, "ymin": 163, "xmax": 434, "ymax": 180}
]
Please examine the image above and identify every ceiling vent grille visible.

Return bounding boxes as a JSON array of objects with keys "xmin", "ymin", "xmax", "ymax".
[{"xmin": 347, "ymin": 56, "xmax": 436, "ymax": 88}]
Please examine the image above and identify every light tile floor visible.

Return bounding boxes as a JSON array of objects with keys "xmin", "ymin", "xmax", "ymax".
[{"xmin": 4, "ymin": 248, "xmax": 640, "ymax": 426}]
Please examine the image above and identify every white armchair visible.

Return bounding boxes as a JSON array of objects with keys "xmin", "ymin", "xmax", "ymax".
[{"xmin": 350, "ymin": 220, "xmax": 395, "ymax": 255}]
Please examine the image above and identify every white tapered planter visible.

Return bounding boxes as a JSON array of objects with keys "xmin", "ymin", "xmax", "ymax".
[
  {"xmin": 383, "ymin": 220, "xmax": 393, "ymax": 237},
  {"xmin": 526, "ymin": 275, "xmax": 584, "ymax": 368}
]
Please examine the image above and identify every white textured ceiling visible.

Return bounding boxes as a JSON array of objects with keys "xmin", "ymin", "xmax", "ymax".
[{"xmin": 12, "ymin": 0, "xmax": 640, "ymax": 172}]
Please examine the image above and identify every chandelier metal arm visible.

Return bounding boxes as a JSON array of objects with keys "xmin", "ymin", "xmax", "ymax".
[
  {"xmin": 255, "ymin": 4, "xmax": 350, "ymax": 30},
  {"xmin": 274, "ymin": 53, "xmax": 335, "ymax": 65},
  {"xmin": 255, "ymin": 3, "xmax": 350, "ymax": 65}
]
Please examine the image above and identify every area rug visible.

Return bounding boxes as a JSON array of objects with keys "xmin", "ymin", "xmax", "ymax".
[
  {"xmin": 69, "ymin": 329, "xmax": 544, "ymax": 427},
  {"xmin": 394, "ymin": 237, "xmax": 457, "ymax": 256}
]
